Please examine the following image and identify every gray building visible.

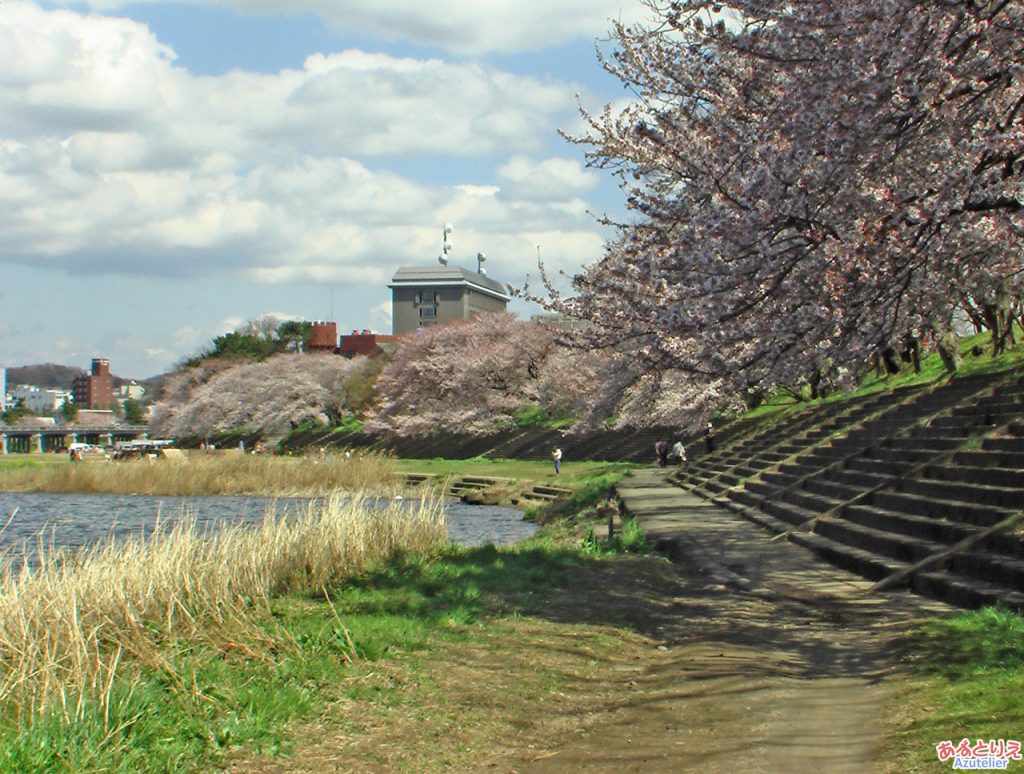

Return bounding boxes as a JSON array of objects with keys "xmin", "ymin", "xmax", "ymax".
[{"xmin": 389, "ymin": 265, "xmax": 511, "ymax": 335}]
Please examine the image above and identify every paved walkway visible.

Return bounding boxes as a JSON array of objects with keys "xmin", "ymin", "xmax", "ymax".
[{"xmin": 599, "ymin": 467, "xmax": 952, "ymax": 773}]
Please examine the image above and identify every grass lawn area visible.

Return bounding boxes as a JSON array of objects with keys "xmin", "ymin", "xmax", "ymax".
[
  {"xmin": 0, "ymin": 454, "xmax": 67, "ymax": 472},
  {"xmin": 393, "ymin": 457, "xmax": 635, "ymax": 485}
]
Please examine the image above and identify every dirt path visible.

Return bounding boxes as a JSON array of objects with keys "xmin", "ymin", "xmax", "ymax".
[{"xmin": 222, "ymin": 470, "xmax": 950, "ymax": 773}]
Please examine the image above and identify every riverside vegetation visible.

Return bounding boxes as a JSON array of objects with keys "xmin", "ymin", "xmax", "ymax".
[
  {"xmin": 0, "ymin": 452, "xmax": 1019, "ymax": 769},
  {"xmin": 0, "ymin": 451, "xmax": 401, "ymax": 498},
  {"xmin": 0, "ymin": 488, "xmax": 447, "ymax": 772}
]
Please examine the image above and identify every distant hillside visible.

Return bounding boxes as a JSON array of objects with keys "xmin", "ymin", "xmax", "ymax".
[
  {"xmin": 5, "ymin": 363, "xmax": 154, "ymax": 394},
  {"xmin": 6, "ymin": 363, "xmax": 85, "ymax": 390}
]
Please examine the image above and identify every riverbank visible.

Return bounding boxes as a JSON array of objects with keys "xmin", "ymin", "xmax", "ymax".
[
  {"xmin": 219, "ymin": 469, "xmax": 1024, "ymax": 773},
  {"xmin": 0, "ymin": 460, "xmax": 1017, "ymax": 771},
  {"xmin": 0, "ymin": 491, "xmax": 448, "ymax": 771},
  {"xmin": 0, "ymin": 451, "xmax": 400, "ymax": 498},
  {"xmin": 218, "ymin": 519, "xmax": 1024, "ymax": 773},
  {"xmin": 0, "ymin": 453, "xmax": 622, "ymax": 503}
]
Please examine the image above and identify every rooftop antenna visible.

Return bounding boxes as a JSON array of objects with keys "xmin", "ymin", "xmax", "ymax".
[
  {"xmin": 477, "ymin": 251, "xmax": 487, "ymax": 275},
  {"xmin": 439, "ymin": 222, "xmax": 453, "ymax": 265}
]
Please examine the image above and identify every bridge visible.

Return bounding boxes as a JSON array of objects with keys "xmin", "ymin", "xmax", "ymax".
[{"xmin": 0, "ymin": 422, "xmax": 149, "ymax": 454}]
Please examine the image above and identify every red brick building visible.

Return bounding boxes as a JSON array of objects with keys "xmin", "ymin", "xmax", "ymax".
[
  {"xmin": 338, "ymin": 330, "xmax": 398, "ymax": 358},
  {"xmin": 308, "ymin": 321, "xmax": 339, "ymax": 353},
  {"xmin": 72, "ymin": 358, "xmax": 114, "ymax": 410}
]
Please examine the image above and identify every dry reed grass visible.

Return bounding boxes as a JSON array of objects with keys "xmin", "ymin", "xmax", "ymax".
[
  {"xmin": 0, "ymin": 491, "xmax": 447, "ymax": 729},
  {"xmin": 0, "ymin": 451, "xmax": 399, "ymax": 498}
]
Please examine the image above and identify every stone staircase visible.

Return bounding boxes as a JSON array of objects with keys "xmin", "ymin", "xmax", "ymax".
[
  {"xmin": 676, "ymin": 371, "xmax": 1024, "ymax": 611},
  {"xmin": 400, "ymin": 473, "xmax": 572, "ymax": 504}
]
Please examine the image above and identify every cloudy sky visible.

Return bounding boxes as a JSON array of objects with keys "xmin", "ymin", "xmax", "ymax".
[{"xmin": 1, "ymin": 0, "xmax": 645, "ymax": 379}]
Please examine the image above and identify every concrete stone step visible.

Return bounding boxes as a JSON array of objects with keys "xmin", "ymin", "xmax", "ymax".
[
  {"xmin": 787, "ymin": 530, "xmax": 904, "ymax": 582},
  {"xmin": 899, "ymin": 477, "xmax": 1023, "ymax": 509},
  {"xmin": 701, "ymin": 478, "xmax": 729, "ymax": 494},
  {"xmin": 805, "ymin": 445, "xmax": 854, "ymax": 459},
  {"xmin": 948, "ymin": 551, "xmax": 1024, "ymax": 591},
  {"xmin": 727, "ymin": 488, "xmax": 764, "ymax": 510},
  {"xmin": 983, "ymin": 437, "xmax": 1024, "ymax": 453},
  {"xmin": 714, "ymin": 472, "xmax": 743, "ymax": 488},
  {"xmin": 926, "ymin": 463, "xmax": 1024, "ymax": 490},
  {"xmin": 774, "ymin": 443, "xmax": 808, "ymax": 456},
  {"xmin": 744, "ymin": 479, "xmax": 782, "ymax": 498},
  {"xmin": 955, "ymin": 449, "xmax": 1024, "ymax": 469},
  {"xmin": 803, "ymin": 478, "xmax": 863, "ymax": 502},
  {"xmin": 782, "ymin": 487, "xmax": 841, "ymax": 514},
  {"xmin": 846, "ymin": 457, "xmax": 914, "ymax": 477},
  {"xmin": 883, "ymin": 436, "xmax": 966, "ymax": 452},
  {"xmin": 778, "ymin": 461, "xmax": 825, "ymax": 478},
  {"xmin": 813, "ymin": 517, "xmax": 939, "ymax": 564},
  {"xmin": 762, "ymin": 499, "xmax": 818, "ymax": 528},
  {"xmin": 760, "ymin": 470, "xmax": 800, "ymax": 489},
  {"xmin": 960, "ymin": 402, "xmax": 1024, "ymax": 420},
  {"xmin": 906, "ymin": 424, "xmax": 974, "ymax": 439},
  {"xmin": 756, "ymin": 451, "xmax": 792, "ymax": 462},
  {"xmin": 843, "ymin": 504, "xmax": 976, "ymax": 546},
  {"xmin": 862, "ymin": 447, "xmax": 936, "ymax": 464},
  {"xmin": 825, "ymin": 468, "xmax": 893, "ymax": 490},
  {"xmin": 869, "ymin": 490, "xmax": 1011, "ymax": 528},
  {"xmin": 729, "ymin": 463, "xmax": 762, "ymax": 478},
  {"xmin": 912, "ymin": 570, "xmax": 1024, "ymax": 611}
]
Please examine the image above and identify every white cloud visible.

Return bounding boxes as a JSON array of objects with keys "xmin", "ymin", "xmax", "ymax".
[
  {"xmin": 497, "ymin": 156, "xmax": 599, "ymax": 203},
  {"xmin": 0, "ymin": 4, "xmax": 612, "ymax": 289},
  {"xmin": 368, "ymin": 301, "xmax": 392, "ymax": 333},
  {"xmin": 49, "ymin": 0, "xmax": 648, "ymax": 55}
]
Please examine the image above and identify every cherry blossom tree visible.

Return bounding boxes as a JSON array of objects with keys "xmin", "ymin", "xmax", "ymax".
[
  {"xmin": 150, "ymin": 354, "xmax": 381, "ymax": 440},
  {"xmin": 368, "ymin": 313, "xmax": 607, "ymax": 435},
  {"xmin": 531, "ymin": 0, "xmax": 1023, "ymax": 400}
]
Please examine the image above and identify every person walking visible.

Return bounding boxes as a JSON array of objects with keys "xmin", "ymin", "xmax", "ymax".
[
  {"xmin": 705, "ymin": 421, "xmax": 715, "ymax": 453},
  {"xmin": 655, "ymin": 438, "xmax": 671, "ymax": 468},
  {"xmin": 671, "ymin": 439, "xmax": 686, "ymax": 466},
  {"xmin": 551, "ymin": 447, "xmax": 563, "ymax": 475}
]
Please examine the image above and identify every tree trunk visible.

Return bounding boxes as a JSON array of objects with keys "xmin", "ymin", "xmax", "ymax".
[
  {"xmin": 903, "ymin": 336, "xmax": 921, "ymax": 373},
  {"xmin": 881, "ymin": 347, "xmax": 901, "ymax": 375},
  {"xmin": 936, "ymin": 330, "xmax": 961, "ymax": 373}
]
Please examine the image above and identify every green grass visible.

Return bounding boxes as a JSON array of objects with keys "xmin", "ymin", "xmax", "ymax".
[
  {"xmin": 0, "ymin": 633, "xmax": 323, "ymax": 773},
  {"xmin": 511, "ymin": 405, "xmax": 573, "ymax": 430},
  {"xmin": 0, "ymin": 455, "xmax": 64, "ymax": 473},
  {"xmin": 742, "ymin": 329, "xmax": 1024, "ymax": 426},
  {"xmin": 333, "ymin": 541, "xmax": 586, "ymax": 627},
  {"xmin": 884, "ymin": 606, "xmax": 1024, "ymax": 771},
  {"xmin": 0, "ymin": 539, "xmax": 590, "ymax": 771},
  {"xmin": 393, "ymin": 457, "xmax": 632, "ymax": 485},
  {"xmin": 0, "ymin": 465, "xmax": 618, "ymax": 773},
  {"xmin": 582, "ymin": 517, "xmax": 650, "ymax": 556}
]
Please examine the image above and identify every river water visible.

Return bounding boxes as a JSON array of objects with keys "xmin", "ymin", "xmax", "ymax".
[{"xmin": 0, "ymin": 492, "xmax": 537, "ymax": 567}]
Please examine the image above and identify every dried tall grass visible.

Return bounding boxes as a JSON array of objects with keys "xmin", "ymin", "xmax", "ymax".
[
  {"xmin": 0, "ymin": 491, "xmax": 447, "ymax": 728},
  {"xmin": 0, "ymin": 451, "xmax": 399, "ymax": 497}
]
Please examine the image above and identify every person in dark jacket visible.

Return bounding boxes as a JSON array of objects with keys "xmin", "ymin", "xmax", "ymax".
[{"xmin": 655, "ymin": 439, "xmax": 669, "ymax": 468}]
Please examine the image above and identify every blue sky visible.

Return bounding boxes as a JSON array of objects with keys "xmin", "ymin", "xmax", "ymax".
[{"xmin": 1, "ymin": 0, "xmax": 644, "ymax": 379}]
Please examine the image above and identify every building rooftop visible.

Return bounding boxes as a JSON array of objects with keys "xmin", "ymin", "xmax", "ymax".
[{"xmin": 389, "ymin": 265, "xmax": 511, "ymax": 301}]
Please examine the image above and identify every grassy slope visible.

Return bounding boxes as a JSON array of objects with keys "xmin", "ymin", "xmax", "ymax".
[{"xmin": 882, "ymin": 607, "xmax": 1024, "ymax": 771}]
